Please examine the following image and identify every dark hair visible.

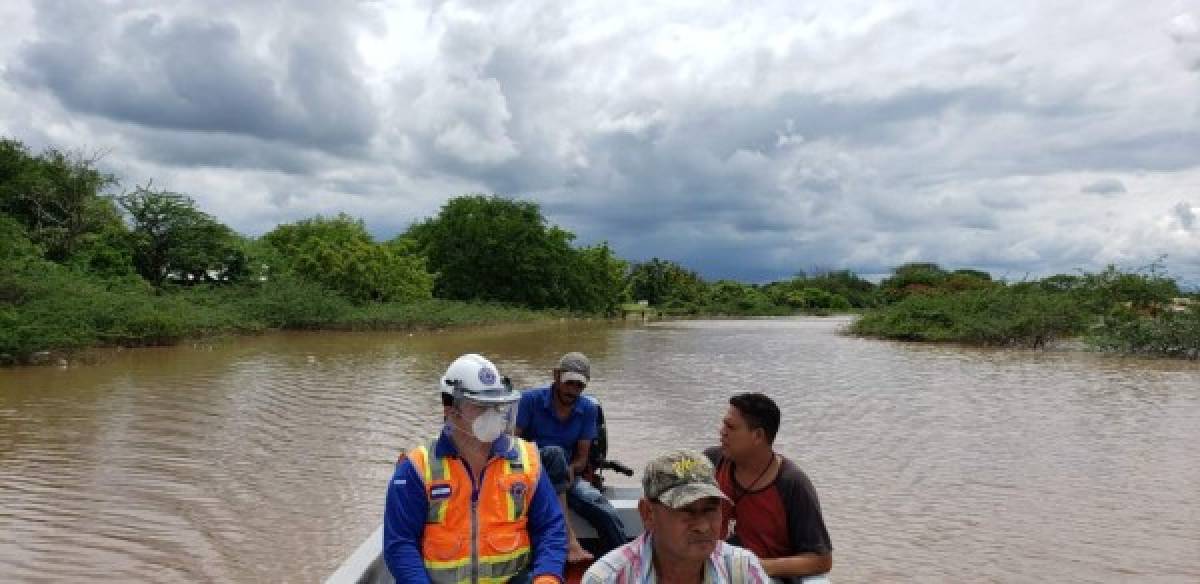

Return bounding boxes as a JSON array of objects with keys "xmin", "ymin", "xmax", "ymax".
[
  {"xmin": 729, "ymin": 392, "xmax": 780, "ymax": 444},
  {"xmin": 441, "ymin": 393, "xmax": 455, "ymax": 407}
]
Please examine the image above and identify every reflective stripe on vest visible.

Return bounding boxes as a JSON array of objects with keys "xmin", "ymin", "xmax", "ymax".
[
  {"xmin": 410, "ymin": 437, "xmax": 541, "ymax": 584},
  {"xmin": 504, "ymin": 443, "xmax": 529, "ymax": 521},
  {"xmin": 424, "ymin": 545, "xmax": 530, "ymax": 584},
  {"xmin": 416, "ymin": 439, "xmax": 452, "ymax": 524}
]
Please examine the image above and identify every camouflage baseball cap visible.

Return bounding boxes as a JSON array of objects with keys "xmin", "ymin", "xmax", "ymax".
[{"xmin": 642, "ymin": 450, "xmax": 730, "ymax": 509}]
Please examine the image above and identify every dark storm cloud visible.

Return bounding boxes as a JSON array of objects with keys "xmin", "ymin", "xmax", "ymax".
[
  {"xmin": 10, "ymin": 0, "xmax": 376, "ymax": 153},
  {"xmin": 414, "ymin": 27, "xmax": 1097, "ymax": 277},
  {"xmin": 130, "ymin": 128, "xmax": 328, "ymax": 175},
  {"xmin": 518, "ymin": 87, "xmax": 1041, "ymax": 274},
  {"xmin": 1081, "ymin": 178, "xmax": 1127, "ymax": 196},
  {"xmin": 1174, "ymin": 202, "xmax": 1197, "ymax": 231},
  {"xmin": 1050, "ymin": 131, "xmax": 1200, "ymax": 174}
]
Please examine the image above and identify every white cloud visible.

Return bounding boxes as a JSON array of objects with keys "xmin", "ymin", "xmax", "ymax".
[
  {"xmin": 1, "ymin": 0, "xmax": 1199, "ymax": 283},
  {"xmin": 1170, "ymin": 12, "xmax": 1200, "ymax": 70}
]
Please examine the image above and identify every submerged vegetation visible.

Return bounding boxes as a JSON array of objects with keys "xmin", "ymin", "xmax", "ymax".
[
  {"xmin": 2, "ymin": 136, "xmax": 1197, "ymax": 363},
  {"xmin": 851, "ymin": 263, "xmax": 1199, "ymax": 359}
]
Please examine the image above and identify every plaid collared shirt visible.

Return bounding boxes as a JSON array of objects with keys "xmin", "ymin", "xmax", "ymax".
[{"xmin": 582, "ymin": 532, "xmax": 770, "ymax": 584}]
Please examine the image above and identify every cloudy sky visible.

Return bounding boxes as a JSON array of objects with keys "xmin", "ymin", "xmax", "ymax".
[{"xmin": 2, "ymin": 1, "xmax": 1198, "ymax": 284}]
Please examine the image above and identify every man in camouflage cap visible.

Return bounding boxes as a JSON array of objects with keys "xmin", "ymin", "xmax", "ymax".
[
  {"xmin": 642, "ymin": 449, "xmax": 729, "ymax": 508},
  {"xmin": 582, "ymin": 450, "xmax": 769, "ymax": 583}
]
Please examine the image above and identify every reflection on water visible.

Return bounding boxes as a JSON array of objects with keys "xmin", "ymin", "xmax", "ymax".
[{"xmin": 1, "ymin": 318, "xmax": 1198, "ymax": 582}]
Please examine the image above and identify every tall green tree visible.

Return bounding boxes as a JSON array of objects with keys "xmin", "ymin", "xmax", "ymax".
[
  {"xmin": 406, "ymin": 195, "xmax": 606, "ymax": 310},
  {"xmin": 0, "ymin": 139, "xmax": 121, "ymax": 262},
  {"xmin": 564, "ymin": 242, "xmax": 629, "ymax": 314},
  {"xmin": 117, "ymin": 187, "xmax": 247, "ymax": 286},
  {"xmin": 264, "ymin": 213, "xmax": 433, "ymax": 303},
  {"xmin": 880, "ymin": 262, "xmax": 950, "ymax": 301},
  {"xmin": 627, "ymin": 258, "xmax": 708, "ymax": 309}
]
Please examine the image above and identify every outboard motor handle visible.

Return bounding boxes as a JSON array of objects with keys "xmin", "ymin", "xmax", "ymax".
[
  {"xmin": 599, "ymin": 460, "xmax": 634, "ymax": 476},
  {"xmin": 584, "ymin": 396, "xmax": 636, "ymax": 484}
]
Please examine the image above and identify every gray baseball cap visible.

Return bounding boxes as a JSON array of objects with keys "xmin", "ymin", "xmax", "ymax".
[
  {"xmin": 642, "ymin": 450, "xmax": 729, "ymax": 509},
  {"xmin": 557, "ymin": 352, "xmax": 591, "ymax": 385}
]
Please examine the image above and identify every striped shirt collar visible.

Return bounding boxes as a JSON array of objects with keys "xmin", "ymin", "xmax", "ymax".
[{"xmin": 619, "ymin": 533, "xmax": 720, "ymax": 583}]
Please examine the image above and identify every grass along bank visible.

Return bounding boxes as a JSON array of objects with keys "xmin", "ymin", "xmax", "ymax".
[{"xmin": 0, "ymin": 263, "xmax": 558, "ymax": 366}]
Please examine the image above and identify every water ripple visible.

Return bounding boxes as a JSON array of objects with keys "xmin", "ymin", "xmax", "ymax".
[{"xmin": 1, "ymin": 320, "xmax": 1198, "ymax": 582}]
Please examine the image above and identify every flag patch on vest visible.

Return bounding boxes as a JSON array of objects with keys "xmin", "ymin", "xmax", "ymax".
[{"xmin": 430, "ymin": 484, "xmax": 453, "ymax": 500}]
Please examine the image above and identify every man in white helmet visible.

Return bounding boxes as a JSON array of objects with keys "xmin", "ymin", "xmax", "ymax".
[{"xmin": 385, "ymin": 354, "xmax": 568, "ymax": 584}]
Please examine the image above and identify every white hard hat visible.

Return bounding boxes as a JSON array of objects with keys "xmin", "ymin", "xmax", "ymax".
[{"xmin": 440, "ymin": 353, "xmax": 519, "ymax": 404}]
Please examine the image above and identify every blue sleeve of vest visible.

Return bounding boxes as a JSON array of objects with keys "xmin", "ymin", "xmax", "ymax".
[
  {"xmin": 526, "ymin": 466, "xmax": 568, "ymax": 578},
  {"xmin": 383, "ymin": 459, "xmax": 432, "ymax": 584}
]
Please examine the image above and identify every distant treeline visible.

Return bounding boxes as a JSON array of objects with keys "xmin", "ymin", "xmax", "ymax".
[{"xmin": 2, "ymin": 137, "xmax": 1197, "ymax": 363}]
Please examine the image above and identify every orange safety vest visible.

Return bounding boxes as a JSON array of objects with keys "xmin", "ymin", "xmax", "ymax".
[{"xmin": 408, "ymin": 436, "xmax": 542, "ymax": 584}]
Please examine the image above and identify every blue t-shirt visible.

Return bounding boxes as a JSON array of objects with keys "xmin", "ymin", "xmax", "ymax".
[{"xmin": 515, "ymin": 385, "xmax": 598, "ymax": 456}]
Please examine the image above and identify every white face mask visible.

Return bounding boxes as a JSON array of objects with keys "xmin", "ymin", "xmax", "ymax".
[{"xmin": 471, "ymin": 409, "xmax": 508, "ymax": 443}]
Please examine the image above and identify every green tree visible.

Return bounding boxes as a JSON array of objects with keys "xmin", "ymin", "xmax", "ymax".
[
  {"xmin": 706, "ymin": 280, "xmax": 782, "ymax": 314},
  {"xmin": 813, "ymin": 270, "xmax": 878, "ymax": 307},
  {"xmin": 785, "ymin": 287, "xmax": 851, "ymax": 311},
  {"xmin": 405, "ymin": 195, "xmax": 609, "ymax": 310},
  {"xmin": 767, "ymin": 269, "xmax": 878, "ymax": 309},
  {"xmin": 117, "ymin": 186, "xmax": 247, "ymax": 286},
  {"xmin": 0, "ymin": 139, "xmax": 121, "ymax": 261},
  {"xmin": 1083, "ymin": 264, "xmax": 1179, "ymax": 312},
  {"xmin": 564, "ymin": 242, "xmax": 629, "ymax": 314},
  {"xmin": 264, "ymin": 213, "xmax": 433, "ymax": 303},
  {"xmin": 0, "ymin": 216, "xmax": 41, "ymax": 307},
  {"xmin": 880, "ymin": 262, "xmax": 949, "ymax": 301},
  {"xmin": 65, "ymin": 220, "xmax": 138, "ymax": 279},
  {"xmin": 627, "ymin": 258, "xmax": 708, "ymax": 308},
  {"xmin": 0, "ymin": 214, "xmax": 40, "ymax": 266}
]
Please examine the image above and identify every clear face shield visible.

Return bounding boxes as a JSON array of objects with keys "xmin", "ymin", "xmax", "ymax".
[{"xmin": 446, "ymin": 381, "xmax": 519, "ymax": 445}]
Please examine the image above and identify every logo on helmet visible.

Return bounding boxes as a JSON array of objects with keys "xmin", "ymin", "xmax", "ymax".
[{"xmin": 478, "ymin": 366, "xmax": 497, "ymax": 386}]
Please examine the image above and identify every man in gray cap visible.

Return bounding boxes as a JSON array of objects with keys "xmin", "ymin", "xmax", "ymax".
[
  {"xmin": 582, "ymin": 450, "xmax": 769, "ymax": 583},
  {"xmin": 517, "ymin": 352, "xmax": 627, "ymax": 562}
]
